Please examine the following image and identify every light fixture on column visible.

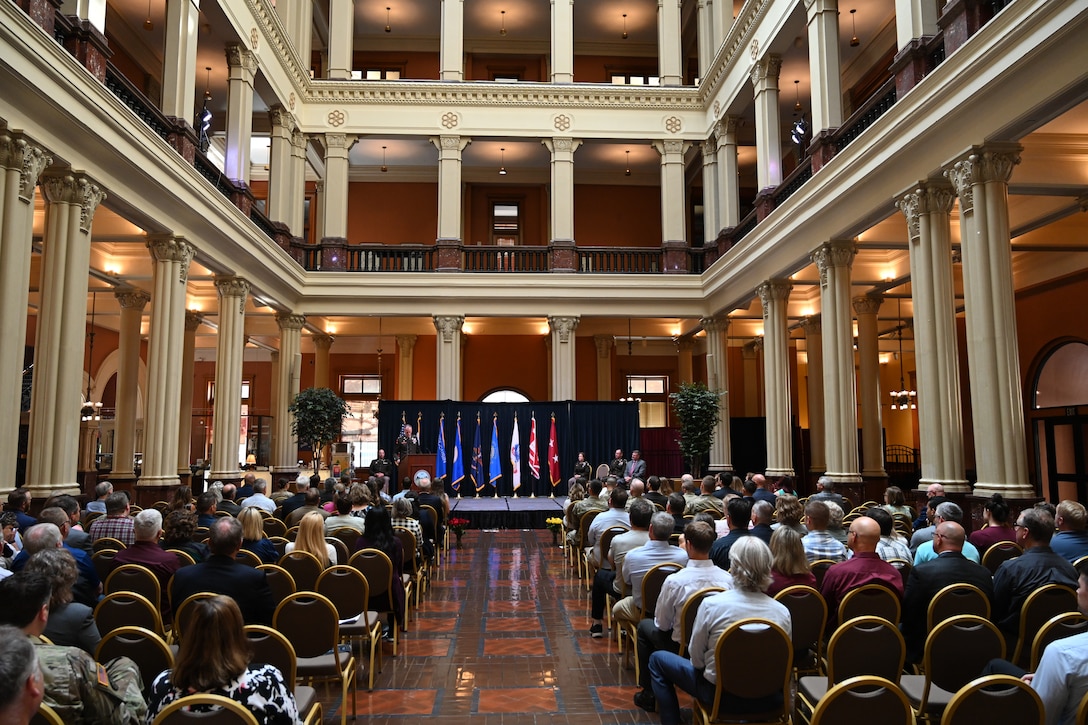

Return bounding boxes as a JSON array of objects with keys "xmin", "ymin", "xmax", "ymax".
[
  {"xmin": 498, "ymin": 147, "xmax": 507, "ymax": 175},
  {"xmin": 625, "ymin": 150, "xmax": 631, "ymax": 176},
  {"xmin": 197, "ymin": 67, "xmax": 212, "ymax": 153},
  {"xmin": 143, "ymin": 0, "xmax": 153, "ymax": 31},
  {"xmin": 385, "ymin": 6, "xmax": 391, "ymax": 33},
  {"xmin": 622, "ymin": 13, "xmax": 628, "ymax": 40},
  {"xmin": 380, "ymin": 145, "xmax": 388, "ymax": 172},
  {"xmin": 889, "ymin": 297, "xmax": 916, "ymax": 411},
  {"xmin": 81, "ymin": 292, "xmax": 103, "ymax": 422},
  {"xmin": 849, "ymin": 9, "xmax": 860, "ymax": 47},
  {"xmin": 793, "ymin": 79, "xmax": 803, "ymax": 114},
  {"xmin": 500, "ymin": 10, "xmax": 507, "ymax": 36}
]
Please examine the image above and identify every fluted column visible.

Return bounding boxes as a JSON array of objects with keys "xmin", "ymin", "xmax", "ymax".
[
  {"xmin": 434, "ymin": 315, "xmax": 464, "ymax": 400},
  {"xmin": 326, "ymin": 0, "xmax": 354, "ymax": 79},
  {"xmin": 594, "ymin": 335, "xmax": 613, "ymax": 400},
  {"xmin": 267, "ymin": 106, "xmax": 295, "ymax": 227},
  {"xmin": 431, "ymin": 135, "xmax": 471, "ymax": 243},
  {"xmin": 751, "ymin": 55, "xmax": 783, "ymax": 189},
  {"xmin": 896, "ymin": 182, "xmax": 968, "ymax": 490},
  {"xmin": 945, "ymin": 144, "xmax": 1030, "ymax": 496},
  {"xmin": 813, "ymin": 241, "xmax": 860, "ymax": 483},
  {"xmin": 289, "ymin": 130, "xmax": 307, "ymax": 235},
  {"xmin": 321, "ymin": 133, "xmax": 355, "ymax": 241},
  {"xmin": 273, "ymin": 313, "xmax": 305, "ymax": 474},
  {"xmin": 696, "ymin": 0, "xmax": 711, "ymax": 77},
  {"xmin": 111, "ymin": 289, "xmax": 150, "ymax": 480},
  {"xmin": 224, "ymin": 44, "xmax": 257, "ymax": 185},
  {"xmin": 758, "ymin": 280, "xmax": 793, "ymax": 478},
  {"xmin": 805, "ymin": 0, "xmax": 843, "ymax": 132},
  {"xmin": 396, "ymin": 335, "xmax": 417, "ymax": 399},
  {"xmin": 742, "ymin": 340, "xmax": 762, "ymax": 416},
  {"xmin": 162, "ymin": 0, "xmax": 199, "ymax": 120},
  {"xmin": 139, "ymin": 237, "xmax": 195, "ymax": 489},
  {"xmin": 26, "ymin": 173, "xmax": 105, "ymax": 495},
  {"xmin": 551, "ymin": 0, "xmax": 574, "ymax": 83},
  {"xmin": 543, "ymin": 138, "xmax": 582, "ymax": 245},
  {"xmin": 210, "ymin": 278, "xmax": 249, "ymax": 481},
  {"xmin": 549, "ymin": 316, "xmax": 579, "ymax": 401},
  {"xmin": 701, "ymin": 138, "xmax": 719, "ymax": 245},
  {"xmin": 800, "ymin": 317, "xmax": 826, "ymax": 473},
  {"xmin": 0, "ymin": 132, "xmax": 50, "ymax": 495},
  {"xmin": 440, "ymin": 0, "xmax": 464, "ymax": 80},
  {"xmin": 702, "ymin": 316, "xmax": 732, "ymax": 473},
  {"xmin": 312, "ymin": 334, "xmax": 332, "ymax": 389},
  {"xmin": 177, "ymin": 312, "xmax": 202, "ymax": 475},
  {"xmin": 658, "ymin": 0, "xmax": 683, "ymax": 85},
  {"xmin": 853, "ymin": 294, "xmax": 887, "ymax": 478},
  {"xmin": 653, "ymin": 139, "xmax": 690, "ymax": 248},
  {"xmin": 715, "ymin": 116, "xmax": 740, "ymax": 229}
]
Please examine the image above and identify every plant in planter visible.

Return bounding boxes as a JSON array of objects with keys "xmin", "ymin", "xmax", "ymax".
[
  {"xmin": 288, "ymin": 387, "xmax": 350, "ymax": 474},
  {"xmin": 669, "ymin": 381, "xmax": 722, "ymax": 478}
]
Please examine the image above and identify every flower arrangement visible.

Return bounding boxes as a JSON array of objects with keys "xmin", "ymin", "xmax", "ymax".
[
  {"xmin": 545, "ymin": 517, "xmax": 564, "ymax": 546},
  {"xmin": 448, "ymin": 517, "xmax": 470, "ymax": 537}
]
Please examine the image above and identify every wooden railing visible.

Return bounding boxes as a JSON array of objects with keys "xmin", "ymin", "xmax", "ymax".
[
  {"xmin": 833, "ymin": 79, "xmax": 898, "ymax": 153},
  {"xmin": 773, "ymin": 157, "xmax": 814, "ymax": 207},
  {"xmin": 347, "ymin": 245, "xmax": 434, "ymax": 272},
  {"xmin": 104, "ymin": 63, "xmax": 172, "ymax": 143},
  {"xmin": 577, "ymin": 247, "xmax": 660, "ymax": 273},
  {"xmin": 463, "ymin": 245, "xmax": 550, "ymax": 272}
]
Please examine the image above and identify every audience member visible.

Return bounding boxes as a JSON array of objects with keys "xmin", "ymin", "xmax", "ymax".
[
  {"xmin": 913, "ymin": 501, "xmax": 980, "ymax": 564},
  {"xmin": 285, "ymin": 511, "xmax": 336, "ymax": 567},
  {"xmin": 15, "ymin": 510, "xmax": 100, "ymax": 607},
  {"xmin": 865, "ymin": 507, "xmax": 912, "ymax": 562},
  {"xmin": 881, "ymin": 485, "xmax": 913, "ymax": 520},
  {"xmin": 168, "ymin": 485, "xmax": 194, "ymax": 513},
  {"xmin": 160, "ymin": 510, "xmax": 208, "ymax": 564},
  {"xmin": 588, "ymin": 498, "xmax": 651, "ymax": 637},
  {"xmin": 269, "ymin": 478, "xmax": 293, "ymax": 505},
  {"xmin": 808, "ymin": 476, "xmax": 846, "ymax": 509},
  {"xmin": 279, "ymin": 476, "xmax": 310, "ymax": 520},
  {"xmin": 284, "ymin": 488, "xmax": 329, "ymax": 528},
  {"xmin": 6, "ymin": 489, "xmax": 36, "ymax": 533},
  {"xmin": 217, "ymin": 484, "xmax": 241, "ymax": 516},
  {"xmin": 686, "ymin": 476, "xmax": 723, "ymax": 516},
  {"xmin": 709, "ymin": 498, "xmax": 751, "ymax": 571},
  {"xmin": 585, "ymin": 488, "xmax": 630, "ymax": 572},
  {"xmin": 751, "ymin": 474, "xmax": 776, "ymax": 506},
  {"xmin": 85, "ymin": 481, "xmax": 113, "ymax": 514},
  {"xmin": 912, "ymin": 483, "xmax": 945, "ymax": 530},
  {"xmin": 909, "ymin": 496, "xmax": 946, "ymax": 552},
  {"xmin": 239, "ymin": 478, "xmax": 277, "ymax": 514},
  {"xmin": 820, "ymin": 516, "xmax": 903, "ymax": 630},
  {"xmin": 88, "ymin": 493, "xmax": 134, "ymax": 546},
  {"xmin": 749, "ymin": 501, "xmax": 774, "ymax": 544},
  {"xmin": 195, "ymin": 491, "xmax": 219, "ymax": 528},
  {"xmin": 235, "ymin": 472, "xmax": 257, "ymax": 500},
  {"xmin": 236, "ymin": 508, "xmax": 278, "ymax": 565},
  {"xmin": 24, "ymin": 548, "xmax": 100, "ymax": 655},
  {"xmin": 801, "ymin": 500, "xmax": 847, "ymax": 564},
  {"xmin": 111, "ymin": 509, "xmax": 180, "ymax": 618},
  {"xmin": 46, "ymin": 496, "xmax": 91, "ymax": 554},
  {"xmin": 611, "ymin": 512, "xmax": 689, "ymax": 651},
  {"xmin": 1051, "ymin": 501, "xmax": 1088, "ymax": 564},
  {"xmin": 666, "ymin": 493, "xmax": 687, "ymax": 534},
  {"xmin": 355, "ymin": 506, "xmax": 406, "ymax": 634},
  {"xmin": 390, "ymin": 497, "xmax": 427, "ymax": 561},
  {"xmin": 643, "ymin": 476, "xmax": 668, "ymax": 509},
  {"xmin": 969, "ymin": 493, "xmax": 1016, "ymax": 552},
  {"xmin": 0, "ymin": 627, "xmax": 44, "ymax": 724},
  {"xmin": 770, "ymin": 495, "xmax": 806, "ymax": 537},
  {"xmin": 767, "ymin": 526, "xmax": 816, "ymax": 596}
]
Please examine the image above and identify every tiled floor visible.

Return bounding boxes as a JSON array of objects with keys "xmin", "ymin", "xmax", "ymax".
[{"xmin": 323, "ymin": 529, "xmax": 659, "ymax": 724}]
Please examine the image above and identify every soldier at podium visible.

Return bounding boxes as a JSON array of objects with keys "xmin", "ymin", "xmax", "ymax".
[{"xmin": 395, "ymin": 425, "xmax": 422, "ymax": 462}]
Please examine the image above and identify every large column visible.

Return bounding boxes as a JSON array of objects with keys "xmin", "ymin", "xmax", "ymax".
[
  {"xmin": 715, "ymin": 116, "xmax": 740, "ymax": 229},
  {"xmin": 434, "ymin": 315, "xmax": 464, "ymax": 400},
  {"xmin": 742, "ymin": 340, "xmax": 762, "ymax": 415},
  {"xmin": 289, "ymin": 130, "xmax": 308, "ymax": 236},
  {"xmin": 543, "ymin": 138, "xmax": 582, "ymax": 245},
  {"xmin": 594, "ymin": 335, "xmax": 613, "ymax": 400},
  {"xmin": 549, "ymin": 316, "xmax": 579, "ymax": 401},
  {"xmin": 701, "ymin": 138, "xmax": 720, "ymax": 245},
  {"xmin": 758, "ymin": 280, "xmax": 793, "ymax": 478},
  {"xmin": 0, "ymin": 132, "xmax": 50, "ymax": 495},
  {"xmin": 658, "ymin": 0, "xmax": 683, "ymax": 85},
  {"xmin": 321, "ymin": 133, "xmax": 355, "ymax": 241},
  {"xmin": 800, "ymin": 317, "xmax": 825, "ymax": 473},
  {"xmin": 110, "ymin": 289, "xmax": 150, "ymax": 481},
  {"xmin": 312, "ymin": 334, "xmax": 332, "ymax": 389},
  {"xmin": 894, "ymin": 0, "xmax": 938, "ymax": 49},
  {"xmin": 224, "ymin": 44, "xmax": 257, "ymax": 185},
  {"xmin": 653, "ymin": 139, "xmax": 690, "ymax": 249},
  {"xmin": 751, "ymin": 55, "xmax": 783, "ymax": 190},
  {"xmin": 326, "ymin": 0, "xmax": 354, "ymax": 79},
  {"xmin": 26, "ymin": 173, "xmax": 105, "ymax": 495},
  {"xmin": 396, "ymin": 335, "xmax": 417, "ymax": 399},
  {"xmin": 210, "ymin": 277, "xmax": 250, "ymax": 481},
  {"xmin": 813, "ymin": 241, "xmax": 861, "ymax": 483},
  {"xmin": 440, "ymin": 0, "xmax": 464, "ymax": 81},
  {"xmin": 139, "ymin": 237, "xmax": 195, "ymax": 490},
  {"xmin": 853, "ymin": 293, "xmax": 887, "ymax": 479},
  {"xmin": 702, "ymin": 317, "xmax": 733, "ymax": 473},
  {"xmin": 895, "ymin": 183, "xmax": 968, "ymax": 490},
  {"xmin": 177, "ymin": 312, "xmax": 202, "ymax": 476},
  {"xmin": 293, "ymin": 0, "xmax": 313, "ymax": 63},
  {"xmin": 945, "ymin": 144, "xmax": 1030, "ymax": 496},
  {"xmin": 551, "ymin": 0, "xmax": 574, "ymax": 83},
  {"xmin": 431, "ymin": 136, "xmax": 470, "ymax": 244},
  {"xmin": 162, "ymin": 0, "xmax": 199, "ymax": 120},
  {"xmin": 805, "ymin": 0, "xmax": 843, "ymax": 132},
  {"xmin": 696, "ymin": 0, "xmax": 711, "ymax": 77},
  {"xmin": 266, "ymin": 106, "xmax": 295, "ymax": 227},
  {"xmin": 273, "ymin": 313, "xmax": 305, "ymax": 474}
]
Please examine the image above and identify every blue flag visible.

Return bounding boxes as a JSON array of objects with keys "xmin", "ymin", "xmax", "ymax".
[
  {"xmin": 489, "ymin": 416, "xmax": 502, "ymax": 486},
  {"xmin": 435, "ymin": 414, "xmax": 447, "ymax": 481},
  {"xmin": 451, "ymin": 414, "xmax": 464, "ymax": 492},
  {"xmin": 471, "ymin": 413, "xmax": 484, "ymax": 492}
]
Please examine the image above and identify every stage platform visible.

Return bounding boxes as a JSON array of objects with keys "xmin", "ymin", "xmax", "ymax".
[{"xmin": 449, "ymin": 495, "xmax": 566, "ymax": 529}]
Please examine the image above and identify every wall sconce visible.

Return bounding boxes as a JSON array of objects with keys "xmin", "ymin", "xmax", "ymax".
[
  {"xmin": 385, "ymin": 6, "xmax": 391, "ymax": 33},
  {"xmin": 850, "ymin": 9, "xmax": 860, "ymax": 47},
  {"xmin": 380, "ymin": 145, "xmax": 388, "ymax": 173},
  {"xmin": 625, "ymin": 150, "xmax": 631, "ymax": 176},
  {"xmin": 500, "ymin": 10, "xmax": 507, "ymax": 36},
  {"xmin": 622, "ymin": 13, "xmax": 628, "ymax": 40},
  {"xmin": 498, "ymin": 148, "xmax": 507, "ymax": 175}
]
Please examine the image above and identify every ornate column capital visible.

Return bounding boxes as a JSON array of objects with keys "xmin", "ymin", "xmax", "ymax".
[
  {"xmin": 895, "ymin": 183, "xmax": 955, "ymax": 242},
  {"xmin": 743, "ymin": 338, "xmax": 764, "ymax": 356},
  {"xmin": 852, "ymin": 293, "xmax": 883, "ymax": 316},
  {"xmin": 430, "ymin": 135, "xmax": 471, "ymax": 156},
  {"xmin": 311, "ymin": 333, "xmax": 333, "ymax": 350},
  {"xmin": 323, "ymin": 133, "xmax": 357, "ymax": 154},
  {"xmin": 147, "ymin": 236, "xmax": 196, "ymax": 283},
  {"xmin": 215, "ymin": 277, "xmax": 250, "ymax": 315},
  {"xmin": 800, "ymin": 315, "xmax": 822, "ymax": 336},
  {"xmin": 943, "ymin": 143, "xmax": 1022, "ymax": 214},
  {"xmin": 700, "ymin": 316, "xmax": 729, "ymax": 334},
  {"xmin": 0, "ymin": 133, "xmax": 52, "ymax": 201},
  {"xmin": 757, "ymin": 279, "xmax": 793, "ymax": 318},
  {"xmin": 433, "ymin": 315, "xmax": 465, "ymax": 343},
  {"xmin": 115, "ymin": 289, "xmax": 151, "ymax": 310},
  {"xmin": 750, "ymin": 54, "xmax": 783, "ymax": 89},
  {"xmin": 268, "ymin": 105, "xmax": 296, "ymax": 133},
  {"xmin": 275, "ymin": 312, "xmax": 306, "ymax": 331},
  {"xmin": 714, "ymin": 115, "xmax": 739, "ymax": 144},
  {"xmin": 594, "ymin": 335, "xmax": 613, "ymax": 358},
  {"xmin": 41, "ymin": 173, "xmax": 106, "ymax": 232},
  {"xmin": 225, "ymin": 43, "xmax": 258, "ymax": 75},
  {"xmin": 542, "ymin": 137, "xmax": 583, "ymax": 155},
  {"xmin": 677, "ymin": 338, "xmax": 696, "ymax": 352},
  {"xmin": 812, "ymin": 240, "xmax": 857, "ymax": 288},
  {"xmin": 548, "ymin": 316, "xmax": 580, "ymax": 343},
  {"xmin": 651, "ymin": 139, "xmax": 690, "ymax": 158},
  {"xmin": 396, "ymin": 334, "xmax": 417, "ymax": 352},
  {"xmin": 184, "ymin": 311, "xmax": 205, "ymax": 331},
  {"xmin": 702, "ymin": 137, "xmax": 718, "ymax": 159},
  {"xmin": 290, "ymin": 129, "xmax": 307, "ymax": 152}
]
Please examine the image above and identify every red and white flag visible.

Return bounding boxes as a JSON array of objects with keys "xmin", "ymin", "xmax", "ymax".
[
  {"xmin": 548, "ymin": 414, "xmax": 560, "ymax": 487},
  {"xmin": 510, "ymin": 414, "xmax": 521, "ymax": 491},
  {"xmin": 528, "ymin": 414, "xmax": 540, "ymax": 480}
]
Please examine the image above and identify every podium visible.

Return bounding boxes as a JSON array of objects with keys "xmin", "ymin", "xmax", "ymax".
[{"xmin": 399, "ymin": 454, "xmax": 435, "ymax": 485}]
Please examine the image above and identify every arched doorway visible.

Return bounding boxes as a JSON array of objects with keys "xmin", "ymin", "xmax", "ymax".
[{"xmin": 1031, "ymin": 340, "xmax": 1088, "ymax": 502}]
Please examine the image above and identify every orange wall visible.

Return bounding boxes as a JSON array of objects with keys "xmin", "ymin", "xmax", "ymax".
[
  {"xmin": 412, "ymin": 336, "xmax": 437, "ymax": 400},
  {"xmin": 572, "ymin": 54, "xmax": 659, "ymax": 84},
  {"xmin": 466, "ymin": 184, "xmax": 548, "ymax": 246},
  {"xmin": 190, "ymin": 360, "xmax": 274, "ymax": 416},
  {"xmin": 462, "ymin": 335, "xmax": 550, "ymax": 401},
  {"xmin": 346, "ymin": 182, "xmax": 438, "ymax": 244},
  {"xmin": 574, "ymin": 185, "xmax": 662, "ymax": 247},
  {"xmin": 353, "ymin": 51, "xmax": 440, "ymax": 80},
  {"xmin": 465, "ymin": 54, "xmax": 547, "ymax": 81}
]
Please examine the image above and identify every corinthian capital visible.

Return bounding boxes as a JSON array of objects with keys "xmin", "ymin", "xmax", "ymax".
[
  {"xmin": 215, "ymin": 277, "xmax": 251, "ymax": 315},
  {"xmin": 42, "ymin": 173, "xmax": 106, "ymax": 232},
  {"xmin": 115, "ymin": 289, "xmax": 151, "ymax": 310},
  {"xmin": 433, "ymin": 315, "xmax": 464, "ymax": 343},
  {"xmin": 757, "ymin": 279, "xmax": 792, "ymax": 319},
  {"xmin": 943, "ymin": 144, "xmax": 1022, "ymax": 214},
  {"xmin": 275, "ymin": 312, "xmax": 306, "ymax": 331},
  {"xmin": 548, "ymin": 316, "xmax": 580, "ymax": 343}
]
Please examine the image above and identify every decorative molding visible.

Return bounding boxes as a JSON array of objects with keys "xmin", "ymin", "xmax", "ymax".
[
  {"xmin": 851, "ymin": 294, "xmax": 883, "ymax": 316},
  {"xmin": 750, "ymin": 54, "xmax": 783, "ymax": 87},
  {"xmin": 305, "ymin": 83, "xmax": 701, "ymax": 110},
  {"xmin": 326, "ymin": 109, "xmax": 346, "ymax": 127},
  {"xmin": 433, "ymin": 315, "xmax": 464, "ymax": 343},
  {"xmin": 115, "ymin": 289, "xmax": 150, "ymax": 310},
  {"xmin": 441, "ymin": 111, "xmax": 459, "ymax": 128},
  {"xmin": 215, "ymin": 277, "xmax": 251, "ymax": 315},
  {"xmin": 225, "ymin": 43, "xmax": 258, "ymax": 75},
  {"xmin": 42, "ymin": 173, "xmax": 106, "ymax": 232},
  {"xmin": 396, "ymin": 334, "xmax": 417, "ymax": 352},
  {"xmin": 184, "ymin": 311, "xmax": 205, "ymax": 331},
  {"xmin": 548, "ymin": 316, "xmax": 579, "ymax": 343},
  {"xmin": 311, "ymin": 333, "xmax": 333, "ymax": 349},
  {"xmin": 800, "ymin": 315, "xmax": 822, "ymax": 336},
  {"xmin": 944, "ymin": 144, "xmax": 1022, "ymax": 214},
  {"xmin": 896, "ymin": 183, "xmax": 954, "ymax": 243},
  {"xmin": 714, "ymin": 115, "xmax": 738, "ymax": 143},
  {"xmin": 275, "ymin": 312, "xmax": 306, "ymax": 330},
  {"xmin": 268, "ymin": 104, "xmax": 295, "ymax": 132},
  {"xmin": 812, "ymin": 240, "xmax": 857, "ymax": 289},
  {"xmin": 147, "ymin": 236, "xmax": 195, "ymax": 282},
  {"xmin": 665, "ymin": 116, "xmax": 683, "ymax": 134},
  {"xmin": 553, "ymin": 114, "xmax": 571, "ymax": 132},
  {"xmin": 700, "ymin": 316, "xmax": 729, "ymax": 334},
  {"xmin": 0, "ymin": 133, "xmax": 52, "ymax": 201},
  {"xmin": 757, "ymin": 279, "xmax": 792, "ymax": 319}
]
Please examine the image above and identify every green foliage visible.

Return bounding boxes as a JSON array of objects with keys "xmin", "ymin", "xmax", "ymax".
[
  {"xmin": 288, "ymin": 387, "xmax": 349, "ymax": 472},
  {"xmin": 669, "ymin": 381, "xmax": 721, "ymax": 477}
]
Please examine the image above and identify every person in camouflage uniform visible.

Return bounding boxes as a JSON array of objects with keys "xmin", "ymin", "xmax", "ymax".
[{"xmin": 0, "ymin": 573, "xmax": 146, "ymax": 725}]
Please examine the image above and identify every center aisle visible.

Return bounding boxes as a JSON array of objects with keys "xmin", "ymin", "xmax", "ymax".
[{"xmin": 342, "ymin": 529, "xmax": 660, "ymax": 724}]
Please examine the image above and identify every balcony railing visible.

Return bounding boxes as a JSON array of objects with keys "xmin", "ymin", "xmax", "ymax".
[
  {"xmin": 464, "ymin": 246, "xmax": 550, "ymax": 272},
  {"xmin": 833, "ymin": 79, "xmax": 898, "ymax": 153},
  {"xmin": 347, "ymin": 245, "xmax": 434, "ymax": 272},
  {"xmin": 577, "ymin": 247, "xmax": 660, "ymax": 273}
]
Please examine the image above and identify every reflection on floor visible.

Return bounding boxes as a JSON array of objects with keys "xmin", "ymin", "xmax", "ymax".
[{"xmin": 317, "ymin": 529, "xmax": 658, "ymax": 724}]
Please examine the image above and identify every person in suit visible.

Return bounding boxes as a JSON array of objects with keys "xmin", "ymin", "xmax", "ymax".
[
  {"xmin": 170, "ymin": 517, "xmax": 274, "ymax": 626},
  {"xmin": 395, "ymin": 425, "xmax": 422, "ymax": 461},
  {"xmin": 624, "ymin": 450, "xmax": 647, "ymax": 484},
  {"xmin": 901, "ymin": 521, "xmax": 995, "ymax": 663}
]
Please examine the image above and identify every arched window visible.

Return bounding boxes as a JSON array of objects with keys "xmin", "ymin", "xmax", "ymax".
[
  {"xmin": 480, "ymin": 388, "xmax": 530, "ymax": 403},
  {"xmin": 1033, "ymin": 341, "xmax": 1088, "ymax": 409}
]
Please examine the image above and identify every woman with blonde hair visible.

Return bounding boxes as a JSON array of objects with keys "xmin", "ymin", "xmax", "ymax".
[
  {"xmin": 238, "ymin": 507, "xmax": 278, "ymax": 564},
  {"xmin": 145, "ymin": 595, "xmax": 300, "ymax": 723},
  {"xmin": 767, "ymin": 526, "xmax": 816, "ymax": 595},
  {"xmin": 770, "ymin": 495, "xmax": 806, "ymax": 537},
  {"xmin": 285, "ymin": 511, "xmax": 337, "ymax": 566}
]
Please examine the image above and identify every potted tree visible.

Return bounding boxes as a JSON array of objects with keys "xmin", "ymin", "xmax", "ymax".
[
  {"xmin": 670, "ymin": 381, "xmax": 721, "ymax": 477},
  {"xmin": 288, "ymin": 387, "xmax": 350, "ymax": 474}
]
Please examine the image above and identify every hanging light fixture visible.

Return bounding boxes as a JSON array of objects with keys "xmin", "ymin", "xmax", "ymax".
[
  {"xmin": 498, "ymin": 147, "xmax": 507, "ymax": 175},
  {"xmin": 794, "ymin": 79, "xmax": 803, "ymax": 114},
  {"xmin": 889, "ymin": 297, "xmax": 917, "ymax": 411},
  {"xmin": 380, "ymin": 145, "xmax": 388, "ymax": 173},
  {"xmin": 81, "ymin": 293, "xmax": 103, "ymax": 422},
  {"xmin": 625, "ymin": 150, "xmax": 631, "ymax": 177},
  {"xmin": 143, "ymin": 0, "xmax": 153, "ymax": 31},
  {"xmin": 849, "ymin": 9, "xmax": 860, "ymax": 47},
  {"xmin": 385, "ymin": 6, "xmax": 391, "ymax": 33},
  {"xmin": 500, "ymin": 10, "xmax": 507, "ymax": 36},
  {"xmin": 622, "ymin": 13, "xmax": 628, "ymax": 40}
]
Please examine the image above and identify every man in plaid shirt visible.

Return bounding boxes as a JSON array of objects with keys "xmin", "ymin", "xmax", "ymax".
[
  {"xmin": 87, "ymin": 492, "xmax": 135, "ymax": 546},
  {"xmin": 801, "ymin": 500, "xmax": 847, "ymax": 563}
]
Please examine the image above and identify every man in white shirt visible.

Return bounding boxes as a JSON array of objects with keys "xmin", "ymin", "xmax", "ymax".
[
  {"xmin": 588, "ymin": 497, "xmax": 646, "ymax": 638},
  {"xmin": 239, "ymin": 478, "xmax": 277, "ymax": 514},
  {"xmin": 633, "ymin": 520, "xmax": 732, "ymax": 712},
  {"xmin": 613, "ymin": 511, "xmax": 690, "ymax": 628},
  {"xmin": 585, "ymin": 488, "xmax": 631, "ymax": 572}
]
